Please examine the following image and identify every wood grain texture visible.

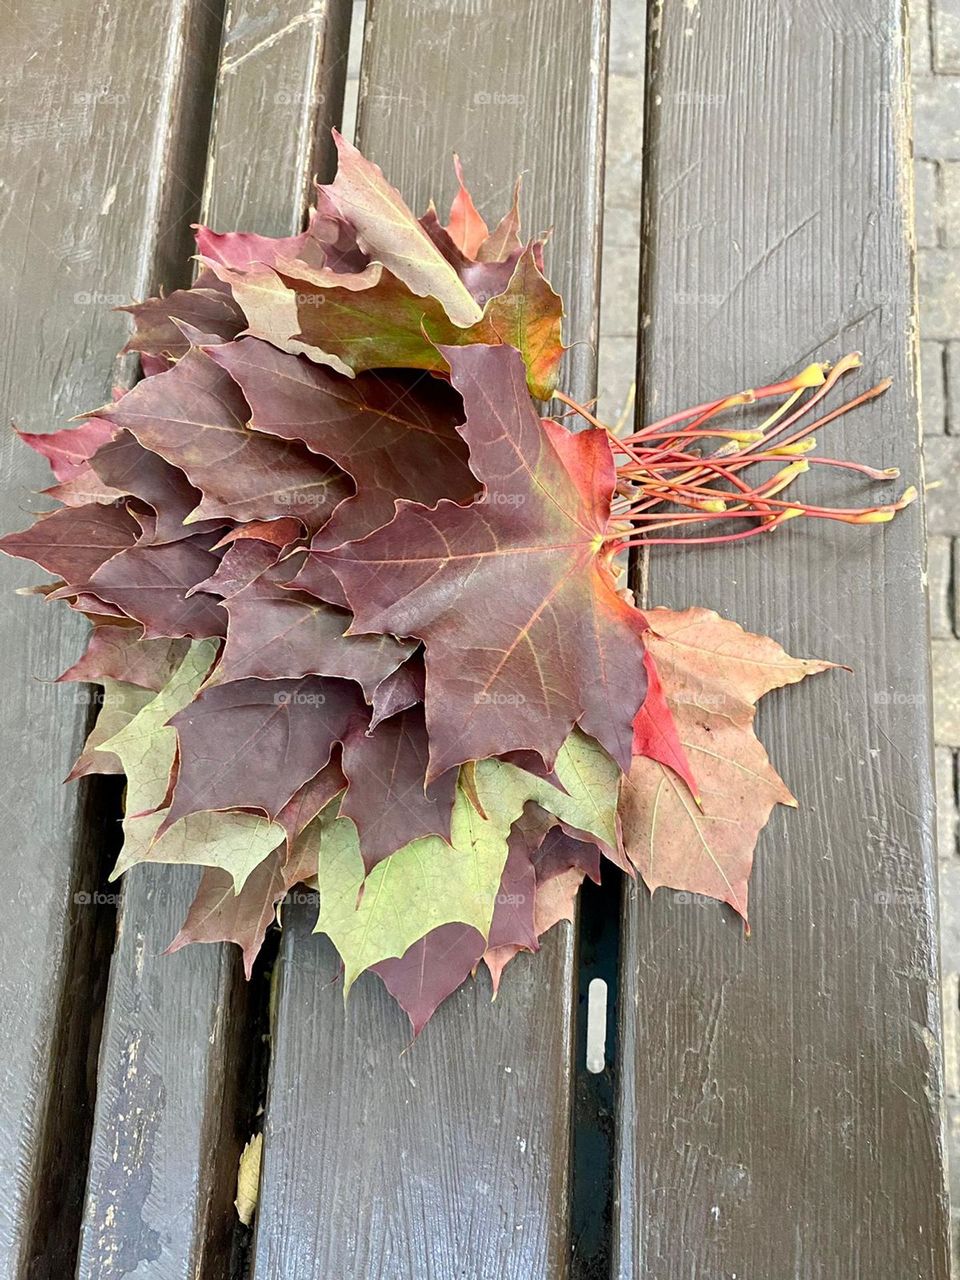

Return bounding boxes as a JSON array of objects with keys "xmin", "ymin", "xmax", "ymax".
[
  {"xmin": 251, "ymin": 1, "xmax": 609, "ymax": 1275},
  {"xmin": 74, "ymin": 3, "xmax": 354, "ymax": 1277},
  {"xmin": 201, "ymin": 0, "xmax": 352, "ymax": 230},
  {"xmin": 76, "ymin": 871, "xmax": 249, "ymax": 1280},
  {"xmin": 0, "ymin": 2, "xmax": 223, "ymax": 1274},
  {"xmin": 617, "ymin": 2, "xmax": 950, "ymax": 1276}
]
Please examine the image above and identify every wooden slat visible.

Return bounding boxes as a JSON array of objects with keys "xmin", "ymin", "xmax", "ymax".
[
  {"xmin": 74, "ymin": 3, "xmax": 354, "ymax": 1277},
  {"xmin": 616, "ymin": 2, "xmax": 950, "ymax": 1275},
  {"xmin": 251, "ymin": 1, "xmax": 609, "ymax": 1275},
  {"xmin": 200, "ymin": 0, "xmax": 351, "ymax": 228},
  {"xmin": 0, "ymin": 1, "xmax": 225, "ymax": 1273}
]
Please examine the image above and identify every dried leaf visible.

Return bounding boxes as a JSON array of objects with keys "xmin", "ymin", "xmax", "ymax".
[
  {"xmin": 101, "ymin": 349, "xmax": 353, "ymax": 532},
  {"xmin": 327, "ymin": 343, "xmax": 647, "ymax": 779},
  {"xmin": 620, "ymin": 608, "xmax": 833, "ymax": 920},
  {"xmin": 234, "ymin": 1133, "xmax": 263, "ymax": 1226}
]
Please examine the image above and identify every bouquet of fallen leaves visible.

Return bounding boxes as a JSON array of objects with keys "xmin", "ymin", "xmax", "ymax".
[{"xmin": 1, "ymin": 134, "xmax": 913, "ymax": 1034}]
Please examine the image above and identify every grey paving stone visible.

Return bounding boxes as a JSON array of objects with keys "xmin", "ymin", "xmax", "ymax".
[
  {"xmin": 948, "ymin": 341, "xmax": 960, "ymax": 433},
  {"xmin": 938, "ymin": 746, "xmax": 959, "ymax": 857},
  {"xmin": 922, "ymin": 340, "xmax": 947, "ymax": 433},
  {"xmin": 913, "ymin": 0, "xmax": 934, "ymax": 73},
  {"xmin": 954, "ymin": 539, "xmax": 960, "ymax": 631},
  {"xmin": 923, "ymin": 435, "xmax": 960, "ymax": 533},
  {"xmin": 596, "ymin": 336, "xmax": 638, "ymax": 430},
  {"xmin": 602, "ymin": 73, "xmax": 644, "ymax": 211},
  {"xmin": 932, "ymin": 639, "xmax": 960, "ymax": 745},
  {"xmin": 943, "ymin": 969, "xmax": 960, "ymax": 1092},
  {"xmin": 603, "ymin": 201, "xmax": 641, "ymax": 251},
  {"xmin": 930, "ymin": 535, "xmax": 954, "ymax": 637},
  {"xmin": 916, "ymin": 158, "xmax": 941, "ymax": 247},
  {"xmin": 914, "ymin": 76, "xmax": 960, "ymax": 159},
  {"xmin": 942, "ymin": 161, "xmax": 960, "ymax": 246},
  {"xmin": 919, "ymin": 248, "xmax": 960, "ymax": 337},
  {"xmin": 934, "ymin": 0, "xmax": 960, "ymax": 71},
  {"xmin": 938, "ymin": 856, "xmax": 960, "ymax": 956},
  {"xmin": 600, "ymin": 253, "xmax": 641, "ymax": 340},
  {"xmin": 608, "ymin": 0, "xmax": 644, "ymax": 77}
]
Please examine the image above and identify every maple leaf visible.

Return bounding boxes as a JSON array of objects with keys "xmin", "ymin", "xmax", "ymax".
[
  {"xmin": 15, "ymin": 418, "xmax": 117, "ymax": 482},
  {"xmin": 120, "ymin": 274, "xmax": 244, "ymax": 363},
  {"xmin": 99, "ymin": 638, "xmax": 219, "ymax": 818},
  {"xmin": 194, "ymin": 223, "xmax": 324, "ymax": 271},
  {"xmin": 327, "ymin": 343, "xmax": 648, "ymax": 779},
  {"xmin": 96, "ymin": 641, "xmax": 287, "ymax": 889},
  {"xmin": 167, "ymin": 858, "xmax": 286, "ymax": 978},
  {"xmin": 116, "ymin": 808, "xmax": 284, "ymax": 892},
  {"xmin": 274, "ymin": 757, "xmax": 346, "ymax": 848},
  {"xmin": 88, "ymin": 431, "xmax": 212, "ymax": 543},
  {"xmin": 372, "ymin": 805, "xmax": 565, "ymax": 1032},
  {"xmin": 486, "ymin": 826, "xmax": 538, "ymax": 953},
  {"xmin": 481, "ymin": 804, "xmax": 602, "ymax": 992},
  {"xmin": 368, "ymin": 651, "xmax": 425, "ymax": 729},
  {"xmin": 57, "ymin": 626, "xmax": 189, "ymax": 691},
  {"xmin": 100, "ymin": 349, "xmax": 353, "ymax": 532},
  {"xmin": 191, "ymin": 538, "xmax": 285, "ymax": 600},
  {"xmin": 619, "ymin": 607, "xmax": 833, "ymax": 920},
  {"xmin": 313, "ymin": 729, "xmax": 619, "ymax": 988},
  {"xmin": 165, "ymin": 796, "xmax": 339, "ymax": 974},
  {"xmin": 67, "ymin": 679, "xmax": 156, "ymax": 780},
  {"xmin": 421, "ymin": 165, "xmax": 524, "ymax": 278},
  {"xmin": 163, "ymin": 675, "xmax": 366, "ymax": 829},
  {"xmin": 631, "ymin": 649, "xmax": 700, "ymax": 800},
  {"xmin": 444, "ymin": 155, "xmax": 489, "ymax": 257},
  {"xmin": 0, "ymin": 502, "xmax": 141, "ymax": 586},
  {"xmin": 373, "ymin": 924, "xmax": 485, "ymax": 1037},
  {"xmin": 84, "ymin": 533, "xmax": 227, "ymax": 639},
  {"xmin": 204, "ymin": 338, "xmax": 478, "ymax": 547},
  {"xmin": 210, "ymin": 573, "xmax": 415, "ymax": 697},
  {"xmin": 211, "ymin": 242, "xmax": 564, "ymax": 400},
  {"xmin": 217, "ymin": 518, "xmax": 303, "ymax": 548},
  {"xmin": 476, "ymin": 247, "xmax": 564, "ymax": 402},
  {"xmin": 42, "ymin": 464, "xmax": 127, "ymax": 510},
  {"xmin": 323, "ymin": 131, "xmax": 482, "ymax": 327},
  {"xmin": 339, "ymin": 704, "xmax": 458, "ymax": 870}
]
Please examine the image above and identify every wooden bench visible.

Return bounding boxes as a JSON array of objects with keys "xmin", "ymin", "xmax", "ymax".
[{"xmin": 0, "ymin": 0, "xmax": 949, "ymax": 1276}]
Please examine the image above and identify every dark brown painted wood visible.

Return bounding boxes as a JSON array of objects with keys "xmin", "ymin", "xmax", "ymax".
[
  {"xmin": 0, "ymin": 2, "xmax": 224, "ymax": 1274},
  {"xmin": 617, "ymin": 2, "xmax": 950, "ymax": 1276},
  {"xmin": 200, "ymin": 0, "xmax": 352, "ymax": 231},
  {"xmin": 74, "ymin": 3, "xmax": 354, "ymax": 1277},
  {"xmin": 251, "ymin": 1, "xmax": 609, "ymax": 1275}
]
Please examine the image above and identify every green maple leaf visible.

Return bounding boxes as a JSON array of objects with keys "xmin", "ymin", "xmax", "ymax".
[
  {"xmin": 69, "ymin": 679, "xmax": 156, "ymax": 780},
  {"xmin": 113, "ymin": 808, "xmax": 283, "ymax": 892},
  {"xmin": 101, "ymin": 638, "xmax": 220, "ymax": 816},
  {"xmin": 105, "ymin": 640, "xmax": 285, "ymax": 890},
  {"xmin": 312, "ymin": 729, "xmax": 619, "ymax": 991}
]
